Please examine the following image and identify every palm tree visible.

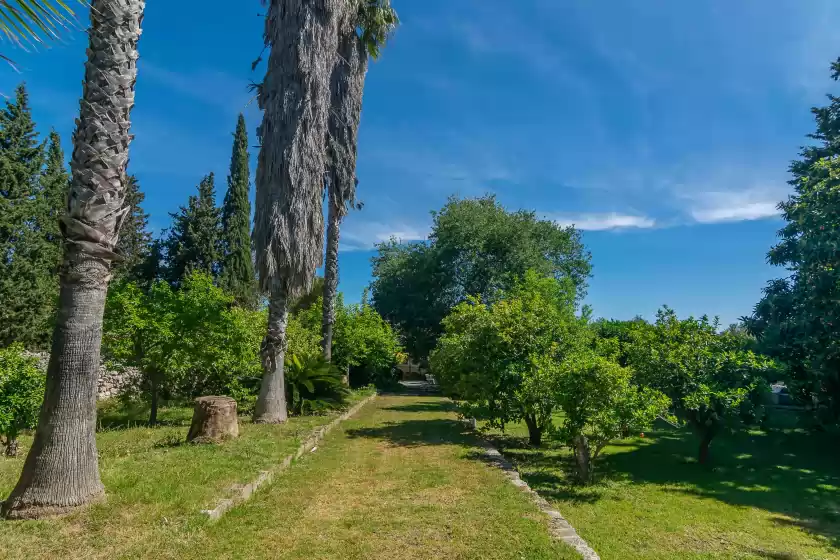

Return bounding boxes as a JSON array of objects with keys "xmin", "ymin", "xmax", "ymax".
[
  {"xmin": 321, "ymin": 0, "xmax": 398, "ymax": 362},
  {"xmin": 0, "ymin": 0, "xmax": 84, "ymax": 66},
  {"xmin": 2, "ymin": 0, "xmax": 144, "ymax": 519},
  {"xmin": 252, "ymin": 0, "xmax": 345, "ymax": 424}
]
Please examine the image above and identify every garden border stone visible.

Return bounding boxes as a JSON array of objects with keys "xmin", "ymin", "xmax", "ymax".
[
  {"xmin": 200, "ymin": 393, "xmax": 377, "ymax": 521},
  {"xmin": 462, "ymin": 417, "xmax": 600, "ymax": 560}
]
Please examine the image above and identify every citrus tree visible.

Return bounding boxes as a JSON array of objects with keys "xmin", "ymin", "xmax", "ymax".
[
  {"xmin": 431, "ymin": 271, "xmax": 586, "ymax": 446},
  {"xmin": 0, "ymin": 344, "xmax": 45, "ymax": 457},
  {"xmin": 628, "ymin": 307, "xmax": 775, "ymax": 463}
]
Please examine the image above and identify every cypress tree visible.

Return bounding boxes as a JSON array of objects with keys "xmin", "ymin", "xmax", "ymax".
[
  {"xmin": 220, "ymin": 114, "xmax": 257, "ymax": 308},
  {"xmin": 0, "ymin": 84, "xmax": 49, "ymax": 348},
  {"xmin": 164, "ymin": 173, "xmax": 222, "ymax": 284},
  {"xmin": 115, "ymin": 174, "xmax": 152, "ymax": 281}
]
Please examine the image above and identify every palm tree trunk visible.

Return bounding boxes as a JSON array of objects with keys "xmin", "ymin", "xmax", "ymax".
[
  {"xmin": 321, "ymin": 198, "xmax": 340, "ymax": 361},
  {"xmin": 2, "ymin": 0, "xmax": 144, "ymax": 520},
  {"xmin": 254, "ymin": 283, "xmax": 289, "ymax": 424},
  {"xmin": 321, "ymin": 16, "xmax": 368, "ymax": 364}
]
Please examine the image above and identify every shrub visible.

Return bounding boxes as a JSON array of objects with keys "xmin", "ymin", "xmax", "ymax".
[
  {"xmin": 284, "ymin": 354, "xmax": 350, "ymax": 415},
  {"xmin": 0, "ymin": 344, "xmax": 45, "ymax": 456}
]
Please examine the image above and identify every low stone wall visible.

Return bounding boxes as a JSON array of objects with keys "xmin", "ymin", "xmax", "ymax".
[{"xmin": 24, "ymin": 351, "xmax": 141, "ymax": 401}]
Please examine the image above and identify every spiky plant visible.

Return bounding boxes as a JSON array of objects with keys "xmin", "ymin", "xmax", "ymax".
[
  {"xmin": 251, "ymin": 0, "xmax": 345, "ymax": 423},
  {"xmin": 2, "ymin": 0, "xmax": 144, "ymax": 520},
  {"xmin": 321, "ymin": 0, "xmax": 397, "ymax": 362},
  {"xmin": 0, "ymin": 0, "xmax": 84, "ymax": 66}
]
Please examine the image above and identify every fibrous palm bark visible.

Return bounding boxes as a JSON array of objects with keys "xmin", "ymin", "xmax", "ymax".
[
  {"xmin": 2, "ymin": 0, "xmax": 144, "ymax": 519},
  {"xmin": 252, "ymin": 0, "xmax": 343, "ymax": 423},
  {"xmin": 321, "ymin": 9, "xmax": 367, "ymax": 362}
]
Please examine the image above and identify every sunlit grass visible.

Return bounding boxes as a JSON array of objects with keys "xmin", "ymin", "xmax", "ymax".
[{"xmin": 483, "ymin": 411, "xmax": 840, "ymax": 559}]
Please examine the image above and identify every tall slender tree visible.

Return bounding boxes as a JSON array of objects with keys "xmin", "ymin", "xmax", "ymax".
[
  {"xmin": 220, "ymin": 114, "xmax": 257, "ymax": 308},
  {"xmin": 0, "ymin": 84, "xmax": 49, "ymax": 348},
  {"xmin": 164, "ymin": 173, "xmax": 221, "ymax": 285},
  {"xmin": 321, "ymin": 0, "xmax": 398, "ymax": 361},
  {"xmin": 114, "ymin": 174, "xmax": 152, "ymax": 281},
  {"xmin": 2, "ymin": 0, "xmax": 145, "ymax": 520},
  {"xmin": 252, "ymin": 0, "xmax": 344, "ymax": 423}
]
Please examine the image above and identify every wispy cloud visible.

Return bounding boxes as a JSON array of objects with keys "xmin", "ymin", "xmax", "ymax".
[
  {"xmin": 687, "ymin": 188, "xmax": 785, "ymax": 224},
  {"xmin": 546, "ymin": 212, "xmax": 656, "ymax": 231},
  {"xmin": 340, "ymin": 220, "xmax": 429, "ymax": 252},
  {"xmin": 140, "ymin": 61, "xmax": 254, "ymax": 115}
]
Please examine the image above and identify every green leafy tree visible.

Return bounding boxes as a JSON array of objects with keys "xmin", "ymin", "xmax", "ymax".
[
  {"xmin": 114, "ymin": 175, "xmax": 152, "ymax": 282},
  {"xmin": 556, "ymin": 352, "xmax": 669, "ymax": 482},
  {"xmin": 0, "ymin": 84, "xmax": 53, "ymax": 348},
  {"xmin": 372, "ymin": 195, "xmax": 591, "ymax": 362},
  {"xmin": 103, "ymin": 279, "xmax": 176, "ymax": 425},
  {"xmin": 220, "ymin": 114, "xmax": 257, "ymax": 308},
  {"xmin": 0, "ymin": 344, "xmax": 45, "ymax": 457},
  {"xmin": 164, "ymin": 173, "xmax": 222, "ymax": 285},
  {"xmin": 745, "ymin": 59, "xmax": 840, "ymax": 424},
  {"xmin": 629, "ymin": 307, "xmax": 775, "ymax": 463},
  {"xmin": 431, "ymin": 271, "xmax": 586, "ymax": 446}
]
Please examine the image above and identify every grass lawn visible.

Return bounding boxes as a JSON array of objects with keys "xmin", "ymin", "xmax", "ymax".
[
  {"xmin": 483, "ymin": 410, "xmax": 840, "ymax": 560},
  {"xmin": 2, "ymin": 394, "xmax": 578, "ymax": 559},
  {"xmin": 0, "ymin": 390, "xmax": 373, "ymax": 559}
]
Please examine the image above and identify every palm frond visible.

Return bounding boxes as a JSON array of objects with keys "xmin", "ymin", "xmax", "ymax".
[
  {"xmin": 0, "ymin": 0, "xmax": 83, "ymax": 47},
  {"xmin": 356, "ymin": 0, "xmax": 399, "ymax": 60}
]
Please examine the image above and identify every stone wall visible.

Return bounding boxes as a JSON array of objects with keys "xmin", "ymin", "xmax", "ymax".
[{"xmin": 24, "ymin": 351, "xmax": 141, "ymax": 401}]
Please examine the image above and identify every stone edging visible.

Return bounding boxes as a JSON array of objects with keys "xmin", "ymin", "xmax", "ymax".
[
  {"xmin": 201, "ymin": 393, "xmax": 378, "ymax": 521},
  {"xmin": 463, "ymin": 418, "xmax": 600, "ymax": 560}
]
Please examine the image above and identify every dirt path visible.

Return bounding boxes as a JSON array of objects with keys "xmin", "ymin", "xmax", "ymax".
[{"xmin": 186, "ymin": 395, "xmax": 578, "ymax": 560}]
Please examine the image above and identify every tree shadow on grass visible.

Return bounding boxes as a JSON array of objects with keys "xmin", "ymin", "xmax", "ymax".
[
  {"xmin": 492, "ymin": 423, "xmax": 840, "ymax": 551},
  {"xmin": 346, "ymin": 419, "xmax": 476, "ymax": 448},
  {"xmin": 383, "ymin": 401, "xmax": 458, "ymax": 414}
]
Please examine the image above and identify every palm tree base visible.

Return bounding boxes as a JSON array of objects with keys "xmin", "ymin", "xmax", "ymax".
[{"xmin": 2, "ymin": 489, "xmax": 105, "ymax": 520}]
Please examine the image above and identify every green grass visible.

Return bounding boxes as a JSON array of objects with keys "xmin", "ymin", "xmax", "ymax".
[
  {"xmin": 1, "ymin": 394, "xmax": 578, "ymax": 559},
  {"xmin": 0, "ymin": 391, "xmax": 373, "ymax": 559},
  {"xmin": 483, "ymin": 412, "xmax": 840, "ymax": 559}
]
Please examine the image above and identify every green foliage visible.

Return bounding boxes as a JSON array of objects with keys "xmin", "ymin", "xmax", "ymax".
[
  {"xmin": 284, "ymin": 354, "xmax": 350, "ymax": 415},
  {"xmin": 628, "ymin": 307, "xmax": 775, "ymax": 462},
  {"xmin": 295, "ymin": 293, "xmax": 403, "ymax": 389},
  {"xmin": 103, "ymin": 272, "xmax": 263, "ymax": 422},
  {"xmin": 163, "ymin": 173, "xmax": 222, "ymax": 285},
  {"xmin": 0, "ymin": 1, "xmax": 84, "ymax": 57},
  {"xmin": 114, "ymin": 175, "xmax": 152, "ymax": 283},
  {"xmin": 745, "ymin": 59, "xmax": 840, "ymax": 426},
  {"xmin": 220, "ymin": 114, "xmax": 257, "ymax": 309},
  {"xmin": 356, "ymin": 0, "xmax": 399, "ymax": 59},
  {"xmin": 372, "ymin": 195, "xmax": 591, "ymax": 362},
  {"xmin": 0, "ymin": 83, "xmax": 61, "ymax": 349},
  {"xmin": 431, "ymin": 271, "xmax": 586, "ymax": 446},
  {"xmin": 556, "ymin": 352, "xmax": 669, "ymax": 481},
  {"xmin": 0, "ymin": 343, "xmax": 45, "ymax": 455}
]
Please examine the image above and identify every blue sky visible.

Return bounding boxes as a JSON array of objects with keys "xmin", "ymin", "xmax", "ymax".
[{"xmin": 3, "ymin": 0, "xmax": 840, "ymax": 325}]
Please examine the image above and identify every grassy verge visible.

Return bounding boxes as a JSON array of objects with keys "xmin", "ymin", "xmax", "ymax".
[
  {"xmin": 0, "ymin": 390, "xmax": 374, "ymax": 559},
  {"xmin": 181, "ymin": 395, "xmax": 579, "ymax": 560},
  {"xmin": 484, "ymin": 414, "xmax": 840, "ymax": 559}
]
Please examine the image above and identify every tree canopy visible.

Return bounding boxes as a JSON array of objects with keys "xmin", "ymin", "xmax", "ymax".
[{"xmin": 372, "ymin": 195, "xmax": 591, "ymax": 361}]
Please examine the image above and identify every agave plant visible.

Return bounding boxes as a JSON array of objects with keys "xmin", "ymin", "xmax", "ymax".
[{"xmin": 284, "ymin": 353, "xmax": 350, "ymax": 416}]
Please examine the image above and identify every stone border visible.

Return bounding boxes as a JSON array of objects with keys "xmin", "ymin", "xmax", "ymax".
[
  {"xmin": 201, "ymin": 393, "xmax": 377, "ymax": 521},
  {"xmin": 464, "ymin": 419, "xmax": 600, "ymax": 560}
]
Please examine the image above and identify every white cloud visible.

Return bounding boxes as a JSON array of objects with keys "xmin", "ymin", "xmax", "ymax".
[
  {"xmin": 340, "ymin": 221, "xmax": 429, "ymax": 252},
  {"xmin": 687, "ymin": 188, "xmax": 785, "ymax": 224},
  {"xmin": 546, "ymin": 212, "xmax": 656, "ymax": 231}
]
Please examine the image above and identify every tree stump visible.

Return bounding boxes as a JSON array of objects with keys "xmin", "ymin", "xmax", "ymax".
[{"xmin": 186, "ymin": 396, "xmax": 239, "ymax": 444}]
